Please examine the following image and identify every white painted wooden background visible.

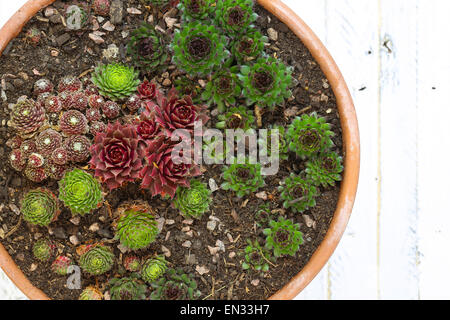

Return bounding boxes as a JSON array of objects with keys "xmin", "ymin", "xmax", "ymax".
[{"xmin": 1, "ymin": 0, "xmax": 449, "ymax": 300}]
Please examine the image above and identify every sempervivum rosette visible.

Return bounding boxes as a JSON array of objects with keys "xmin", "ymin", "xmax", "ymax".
[
  {"xmin": 59, "ymin": 110, "xmax": 89, "ymax": 135},
  {"xmin": 91, "ymin": 63, "xmax": 140, "ymax": 101},
  {"xmin": 79, "ymin": 244, "xmax": 114, "ymax": 275},
  {"xmin": 135, "ymin": 110, "xmax": 163, "ymax": 146},
  {"xmin": 10, "ymin": 99, "xmax": 46, "ymax": 136},
  {"xmin": 79, "ymin": 286, "xmax": 103, "ymax": 300},
  {"xmin": 149, "ymin": 88, "xmax": 209, "ymax": 138},
  {"xmin": 33, "ymin": 78, "xmax": 54, "ymax": 96},
  {"xmin": 89, "ymin": 122, "xmax": 144, "ymax": 191},
  {"xmin": 64, "ymin": 135, "xmax": 91, "ymax": 163},
  {"xmin": 25, "ymin": 166, "xmax": 48, "ymax": 183},
  {"xmin": 58, "ymin": 76, "xmax": 82, "ymax": 93},
  {"xmin": 90, "ymin": 121, "xmax": 107, "ymax": 136},
  {"xmin": 20, "ymin": 188, "xmax": 60, "ymax": 226},
  {"xmin": 36, "ymin": 129, "xmax": 63, "ymax": 156},
  {"xmin": 109, "ymin": 275, "xmax": 147, "ymax": 300},
  {"xmin": 139, "ymin": 138, "xmax": 202, "ymax": 198},
  {"xmin": 9, "ymin": 149, "xmax": 26, "ymax": 171}
]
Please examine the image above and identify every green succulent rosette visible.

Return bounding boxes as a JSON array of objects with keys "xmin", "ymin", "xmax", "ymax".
[
  {"xmin": 173, "ymin": 180, "xmax": 212, "ymax": 219},
  {"xmin": 150, "ymin": 268, "xmax": 201, "ymax": 300},
  {"xmin": 255, "ymin": 203, "xmax": 272, "ymax": 227},
  {"xmin": 258, "ymin": 125, "xmax": 289, "ymax": 161},
  {"xmin": 221, "ymin": 157, "xmax": 265, "ymax": 197},
  {"xmin": 79, "ymin": 245, "xmax": 114, "ymax": 275},
  {"xmin": 178, "ymin": 0, "xmax": 214, "ymax": 21},
  {"xmin": 242, "ymin": 239, "xmax": 274, "ymax": 273},
  {"xmin": 127, "ymin": 23, "xmax": 168, "ymax": 72},
  {"xmin": 32, "ymin": 238, "xmax": 54, "ymax": 261},
  {"xmin": 286, "ymin": 112, "xmax": 334, "ymax": 159},
  {"xmin": 172, "ymin": 22, "xmax": 230, "ymax": 76},
  {"xmin": 115, "ymin": 209, "xmax": 159, "ymax": 250},
  {"xmin": 231, "ymin": 29, "xmax": 268, "ymax": 64},
  {"xmin": 306, "ymin": 151, "xmax": 344, "ymax": 187},
  {"xmin": 21, "ymin": 188, "xmax": 60, "ymax": 226},
  {"xmin": 141, "ymin": 256, "xmax": 168, "ymax": 283},
  {"xmin": 173, "ymin": 76, "xmax": 203, "ymax": 104},
  {"xmin": 91, "ymin": 63, "xmax": 140, "ymax": 101},
  {"xmin": 202, "ymin": 134, "xmax": 233, "ymax": 164},
  {"xmin": 279, "ymin": 174, "xmax": 318, "ymax": 213},
  {"xmin": 263, "ymin": 216, "xmax": 303, "ymax": 257},
  {"xmin": 214, "ymin": 0, "xmax": 258, "ymax": 36},
  {"xmin": 58, "ymin": 169, "xmax": 103, "ymax": 216},
  {"xmin": 79, "ymin": 286, "xmax": 103, "ymax": 300},
  {"xmin": 239, "ymin": 56, "xmax": 293, "ymax": 110},
  {"xmin": 202, "ymin": 67, "xmax": 242, "ymax": 112},
  {"xmin": 145, "ymin": 0, "xmax": 171, "ymax": 7},
  {"xmin": 215, "ymin": 105, "xmax": 255, "ymax": 131},
  {"xmin": 109, "ymin": 274, "xmax": 147, "ymax": 300}
]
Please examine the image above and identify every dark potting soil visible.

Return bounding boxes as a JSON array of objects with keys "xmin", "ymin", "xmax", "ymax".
[{"xmin": 0, "ymin": 0, "xmax": 342, "ymax": 300}]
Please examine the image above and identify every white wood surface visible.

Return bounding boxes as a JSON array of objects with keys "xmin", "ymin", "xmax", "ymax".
[{"xmin": 1, "ymin": 0, "xmax": 450, "ymax": 300}]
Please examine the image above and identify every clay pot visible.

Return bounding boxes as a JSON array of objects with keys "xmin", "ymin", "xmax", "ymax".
[{"xmin": 0, "ymin": 0, "xmax": 360, "ymax": 300}]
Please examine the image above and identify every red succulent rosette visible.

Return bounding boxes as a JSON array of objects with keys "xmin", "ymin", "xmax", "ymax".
[
  {"xmin": 137, "ymin": 80, "xmax": 157, "ymax": 101},
  {"xmin": 134, "ymin": 110, "xmax": 164, "ymax": 146},
  {"xmin": 148, "ymin": 88, "xmax": 209, "ymax": 139},
  {"xmin": 139, "ymin": 138, "xmax": 201, "ymax": 198},
  {"xmin": 89, "ymin": 122, "xmax": 144, "ymax": 191}
]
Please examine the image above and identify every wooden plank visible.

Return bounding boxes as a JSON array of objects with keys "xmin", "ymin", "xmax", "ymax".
[
  {"xmin": 322, "ymin": 0, "xmax": 380, "ymax": 299},
  {"xmin": 416, "ymin": 0, "xmax": 450, "ymax": 300},
  {"xmin": 378, "ymin": 0, "xmax": 420, "ymax": 299}
]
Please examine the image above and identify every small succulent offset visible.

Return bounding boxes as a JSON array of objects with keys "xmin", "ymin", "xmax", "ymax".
[
  {"xmin": 172, "ymin": 22, "xmax": 230, "ymax": 76},
  {"xmin": 115, "ymin": 202, "xmax": 160, "ymax": 250},
  {"xmin": 52, "ymin": 256, "xmax": 72, "ymax": 275},
  {"xmin": 79, "ymin": 244, "xmax": 115, "ymax": 275},
  {"xmin": 306, "ymin": 152, "xmax": 344, "ymax": 187},
  {"xmin": 79, "ymin": 286, "xmax": 103, "ymax": 300},
  {"xmin": 58, "ymin": 169, "xmax": 103, "ymax": 216},
  {"xmin": 173, "ymin": 180, "xmax": 212, "ymax": 219},
  {"xmin": 242, "ymin": 239, "xmax": 274, "ymax": 273},
  {"xmin": 178, "ymin": 0, "xmax": 214, "ymax": 21},
  {"xmin": 215, "ymin": 0, "xmax": 258, "ymax": 36},
  {"xmin": 279, "ymin": 174, "xmax": 318, "ymax": 213},
  {"xmin": 10, "ymin": 99, "xmax": 46, "ymax": 136},
  {"xmin": 124, "ymin": 256, "xmax": 141, "ymax": 272},
  {"xmin": 231, "ymin": 29, "xmax": 268, "ymax": 64},
  {"xmin": 221, "ymin": 158, "xmax": 265, "ymax": 197},
  {"xmin": 91, "ymin": 63, "xmax": 140, "ymax": 101},
  {"xmin": 92, "ymin": 0, "xmax": 110, "ymax": 16},
  {"xmin": 215, "ymin": 105, "xmax": 255, "ymax": 131},
  {"xmin": 255, "ymin": 203, "xmax": 272, "ymax": 227},
  {"xmin": 150, "ymin": 268, "xmax": 201, "ymax": 300},
  {"xmin": 201, "ymin": 67, "xmax": 242, "ymax": 112},
  {"xmin": 264, "ymin": 217, "xmax": 303, "ymax": 257},
  {"xmin": 286, "ymin": 113, "xmax": 334, "ymax": 159},
  {"xmin": 258, "ymin": 125, "xmax": 289, "ymax": 161},
  {"xmin": 32, "ymin": 239, "xmax": 55, "ymax": 262},
  {"xmin": 109, "ymin": 275, "xmax": 147, "ymax": 300},
  {"xmin": 20, "ymin": 188, "xmax": 60, "ymax": 226},
  {"xmin": 127, "ymin": 23, "xmax": 168, "ymax": 71},
  {"xmin": 141, "ymin": 255, "xmax": 168, "ymax": 283},
  {"xmin": 145, "ymin": 0, "xmax": 172, "ymax": 8},
  {"xmin": 239, "ymin": 56, "xmax": 293, "ymax": 110}
]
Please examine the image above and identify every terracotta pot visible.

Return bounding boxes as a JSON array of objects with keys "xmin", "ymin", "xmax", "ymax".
[{"xmin": 0, "ymin": 0, "xmax": 360, "ymax": 300}]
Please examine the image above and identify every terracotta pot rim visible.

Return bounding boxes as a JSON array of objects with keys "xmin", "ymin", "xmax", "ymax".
[{"xmin": 0, "ymin": 0, "xmax": 360, "ymax": 300}]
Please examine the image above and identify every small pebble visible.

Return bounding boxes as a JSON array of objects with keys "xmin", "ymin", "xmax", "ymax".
[
  {"xmin": 117, "ymin": 243, "xmax": 129, "ymax": 254},
  {"xmin": 195, "ymin": 265, "xmax": 209, "ymax": 276},
  {"xmin": 216, "ymin": 240, "xmax": 225, "ymax": 252},
  {"xmin": 206, "ymin": 220, "xmax": 217, "ymax": 231},
  {"xmin": 166, "ymin": 219, "xmax": 175, "ymax": 225},
  {"xmin": 228, "ymin": 252, "xmax": 236, "ymax": 259},
  {"xmin": 89, "ymin": 33, "xmax": 105, "ymax": 44},
  {"xmin": 30, "ymin": 263, "xmax": 38, "ymax": 272},
  {"xmin": 156, "ymin": 217, "xmax": 165, "ymax": 232},
  {"xmin": 209, "ymin": 178, "xmax": 219, "ymax": 192},
  {"xmin": 161, "ymin": 245, "xmax": 171, "ymax": 257},
  {"xmin": 89, "ymin": 223, "xmax": 100, "ymax": 232},
  {"xmin": 208, "ymin": 245, "xmax": 219, "ymax": 255},
  {"xmin": 162, "ymin": 79, "xmax": 172, "ymax": 86},
  {"xmin": 255, "ymin": 191, "xmax": 268, "ymax": 200},
  {"xmin": 127, "ymin": 7, "xmax": 142, "ymax": 14},
  {"xmin": 69, "ymin": 235, "xmax": 80, "ymax": 245},
  {"xmin": 182, "ymin": 240, "xmax": 192, "ymax": 248},
  {"xmin": 70, "ymin": 216, "xmax": 80, "ymax": 225},
  {"xmin": 102, "ymin": 21, "xmax": 116, "ymax": 32},
  {"xmin": 251, "ymin": 279, "xmax": 260, "ymax": 287},
  {"xmin": 267, "ymin": 28, "xmax": 278, "ymax": 41}
]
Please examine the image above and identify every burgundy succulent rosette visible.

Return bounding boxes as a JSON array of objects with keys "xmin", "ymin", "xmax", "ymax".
[
  {"xmin": 139, "ymin": 138, "xmax": 201, "ymax": 198},
  {"xmin": 134, "ymin": 110, "xmax": 164, "ymax": 146},
  {"xmin": 89, "ymin": 122, "xmax": 145, "ymax": 190},
  {"xmin": 147, "ymin": 87, "xmax": 209, "ymax": 139},
  {"xmin": 137, "ymin": 80, "xmax": 157, "ymax": 101}
]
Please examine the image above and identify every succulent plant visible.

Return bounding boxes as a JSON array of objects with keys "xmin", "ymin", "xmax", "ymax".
[
  {"xmin": 101, "ymin": 101, "xmax": 121, "ymax": 119},
  {"xmin": 305, "ymin": 152, "xmax": 344, "ymax": 187},
  {"xmin": 65, "ymin": 135, "xmax": 92, "ymax": 163},
  {"xmin": 128, "ymin": 24, "xmax": 168, "ymax": 71},
  {"xmin": 150, "ymin": 268, "xmax": 201, "ymax": 300},
  {"xmin": 89, "ymin": 122, "xmax": 144, "ymax": 190},
  {"xmin": 172, "ymin": 22, "xmax": 230, "ymax": 76},
  {"xmin": 21, "ymin": 188, "xmax": 60, "ymax": 226},
  {"xmin": 137, "ymin": 80, "xmax": 157, "ymax": 101},
  {"xmin": 221, "ymin": 158, "xmax": 265, "ymax": 197},
  {"xmin": 90, "ymin": 121, "xmax": 107, "ymax": 136},
  {"xmin": 86, "ymin": 107, "xmax": 102, "ymax": 122},
  {"xmin": 124, "ymin": 256, "xmax": 141, "ymax": 272},
  {"xmin": 264, "ymin": 217, "xmax": 303, "ymax": 257},
  {"xmin": 258, "ymin": 125, "xmax": 289, "ymax": 161},
  {"xmin": 215, "ymin": 0, "xmax": 258, "ymax": 35},
  {"xmin": 59, "ymin": 110, "xmax": 89, "ymax": 135},
  {"xmin": 231, "ymin": 29, "xmax": 267, "ymax": 64},
  {"xmin": 58, "ymin": 168, "xmax": 103, "ymax": 216},
  {"xmin": 70, "ymin": 91, "xmax": 89, "ymax": 111},
  {"xmin": 141, "ymin": 256, "xmax": 168, "ymax": 283},
  {"xmin": 50, "ymin": 147, "xmax": 68, "ymax": 165},
  {"xmin": 79, "ymin": 244, "xmax": 114, "ymax": 275},
  {"xmin": 10, "ymin": 99, "xmax": 46, "ymax": 136},
  {"xmin": 242, "ymin": 239, "xmax": 273, "ymax": 272},
  {"xmin": 44, "ymin": 95, "xmax": 63, "ymax": 113},
  {"xmin": 139, "ymin": 139, "xmax": 201, "ymax": 198},
  {"xmin": 255, "ymin": 203, "xmax": 272, "ymax": 227},
  {"xmin": 279, "ymin": 173, "xmax": 318, "ymax": 213},
  {"xmin": 6, "ymin": 136, "xmax": 23, "ymax": 149},
  {"xmin": 92, "ymin": 0, "xmax": 110, "ymax": 16},
  {"xmin": 36, "ymin": 129, "xmax": 63, "ymax": 157},
  {"xmin": 135, "ymin": 110, "xmax": 163, "ymax": 145},
  {"xmin": 32, "ymin": 238, "xmax": 55, "ymax": 262},
  {"xmin": 201, "ymin": 67, "xmax": 242, "ymax": 112},
  {"xmin": 33, "ymin": 78, "xmax": 54, "ymax": 96},
  {"xmin": 109, "ymin": 275, "xmax": 147, "ymax": 300},
  {"xmin": 178, "ymin": 0, "xmax": 214, "ymax": 21},
  {"xmin": 114, "ymin": 202, "xmax": 160, "ymax": 250},
  {"xmin": 58, "ymin": 76, "xmax": 82, "ymax": 93},
  {"xmin": 239, "ymin": 56, "xmax": 293, "ymax": 110},
  {"xmin": 28, "ymin": 153, "xmax": 45, "ymax": 168},
  {"xmin": 79, "ymin": 286, "xmax": 103, "ymax": 300},
  {"xmin": 173, "ymin": 180, "xmax": 212, "ymax": 219},
  {"xmin": 286, "ymin": 113, "xmax": 334, "ymax": 159},
  {"xmin": 20, "ymin": 139, "xmax": 37, "ymax": 157},
  {"xmin": 145, "ymin": 0, "xmax": 172, "ymax": 8},
  {"xmin": 88, "ymin": 94, "xmax": 105, "ymax": 109},
  {"xmin": 149, "ymin": 87, "xmax": 209, "ymax": 137},
  {"xmin": 52, "ymin": 255, "xmax": 72, "ymax": 275},
  {"xmin": 173, "ymin": 77, "xmax": 203, "ymax": 104},
  {"xmin": 215, "ymin": 105, "xmax": 255, "ymax": 131},
  {"xmin": 9, "ymin": 149, "xmax": 26, "ymax": 171},
  {"xmin": 91, "ymin": 63, "xmax": 140, "ymax": 101},
  {"xmin": 45, "ymin": 161, "xmax": 67, "ymax": 180},
  {"xmin": 126, "ymin": 94, "xmax": 143, "ymax": 113},
  {"xmin": 25, "ymin": 166, "xmax": 48, "ymax": 183}
]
